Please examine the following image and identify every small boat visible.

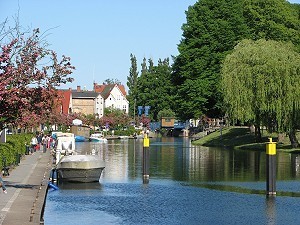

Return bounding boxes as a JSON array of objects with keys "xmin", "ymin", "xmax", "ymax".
[
  {"xmin": 89, "ymin": 133, "xmax": 108, "ymax": 143},
  {"xmin": 75, "ymin": 135, "xmax": 86, "ymax": 142},
  {"xmin": 118, "ymin": 136, "xmax": 129, "ymax": 139},
  {"xmin": 56, "ymin": 155, "xmax": 105, "ymax": 183},
  {"xmin": 133, "ymin": 134, "xmax": 144, "ymax": 139}
]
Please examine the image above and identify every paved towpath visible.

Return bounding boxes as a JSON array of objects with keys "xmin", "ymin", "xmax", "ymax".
[{"xmin": 0, "ymin": 150, "xmax": 52, "ymax": 225}]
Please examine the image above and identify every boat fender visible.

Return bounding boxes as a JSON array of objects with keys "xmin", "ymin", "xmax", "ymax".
[{"xmin": 48, "ymin": 182, "xmax": 59, "ymax": 190}]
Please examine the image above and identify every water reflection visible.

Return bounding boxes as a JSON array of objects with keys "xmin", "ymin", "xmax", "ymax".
[
  {"xmin": 45, "ymin": 137, "xmax": 300, "ymax": 225},
  {"xmin": 75, "ymin": 137, "xmax": 300, "ymax": 184},
  {"xmin": 265, "ymin": 196, "xmax": 276, "ymax": 225}
]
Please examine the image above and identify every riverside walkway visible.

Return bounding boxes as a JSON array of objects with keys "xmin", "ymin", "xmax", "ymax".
[{"xmin": 0, "ymin": 150, "xmax": 52, "ymax": 225}]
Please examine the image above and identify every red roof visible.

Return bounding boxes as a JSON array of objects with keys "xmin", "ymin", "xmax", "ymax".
[{"xmin": 93, "ymin": 83, "xmax": 127, "ymax": 98}]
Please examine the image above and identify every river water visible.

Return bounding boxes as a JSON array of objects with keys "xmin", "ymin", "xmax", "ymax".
[{"xmin": 44, "ymin": 137, "xmax": 300, "ymax": 225}]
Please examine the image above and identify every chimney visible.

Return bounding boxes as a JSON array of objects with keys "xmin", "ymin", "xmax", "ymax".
[{"xmin": 77, "ymin": 86, "xmax": 81, "ymax": 92}]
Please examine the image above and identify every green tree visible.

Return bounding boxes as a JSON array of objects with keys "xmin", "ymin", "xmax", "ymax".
[
  {"xmin": 243, "ymin": 0, "xmax": 300, "ymax": 49},
  {"xmin": 137, "ymin": 58, "xmax": 173, "ymax": 121},
  {"xmin": 157, "ymin": 109, "xmax": 175, "ymax": 121},
  {"xmin": 172, "ymin": 0, "xmax": 249, "ymax": 121},
  {"xmin": 103, "ymin": 78, "xmax": 121, "ymax": 85},
  {"xmin": 172, "ymin": 0, "xmax": 300, "ymax": 122},
  {"xmin": 221, "ymin": 39, "xmax": 300, "ymax": 147},
  {"xmin": 127, "ymin": 53, "xmax": 139, "ymax": 118}
]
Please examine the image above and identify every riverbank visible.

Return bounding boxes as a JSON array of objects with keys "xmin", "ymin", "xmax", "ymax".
[
  {"xmin": 0, "ymin": 150, "xmax": 51, "ymax": 225},
  {"xmin": 192, "ymin": 126, "xmax": 300, "ymax": 152}
]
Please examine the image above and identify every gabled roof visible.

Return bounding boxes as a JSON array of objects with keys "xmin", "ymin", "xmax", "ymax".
[{"xmin": 94, "ymin": 83, "xmax": 127, "ymax": 100}]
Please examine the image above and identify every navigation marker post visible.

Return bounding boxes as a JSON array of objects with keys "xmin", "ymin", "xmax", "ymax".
[
  {"xmin": 266, "ymin": 138, "xmax": 276, "ymax": 196},
  {"xmin": 143, "ymin": 133, "xmax": 150, "ymax": 184}
]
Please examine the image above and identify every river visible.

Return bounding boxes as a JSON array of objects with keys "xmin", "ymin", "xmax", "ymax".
[{"xmin": 44, "ymin": 137, "xmax": 300, "ymax": 225}]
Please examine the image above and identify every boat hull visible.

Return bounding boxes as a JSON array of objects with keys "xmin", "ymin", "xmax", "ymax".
[
  {"xmin": 56, "ymin": 155, "xmax": 105, "ymax": 183},
  {"xmin": 57, "ymin": 167, "xmax": 104, "ymax": 182},
  {"xmin": 90, "ymin": 138, "xmax": 108, "ymax": 143}
]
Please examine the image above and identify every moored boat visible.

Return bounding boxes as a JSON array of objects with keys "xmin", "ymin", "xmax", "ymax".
[
  {"xmin": 89, "ymin": 133, "xmax": 108, "ymax": 143},
  {"xmin": 56, "ymin": 155, "xmax": 105, "ymax": 182},
  {"xmin": 75, "ymin": 135, "xmax": 86, "ymax": 142},
  {"xmin": 54, "ymin": 133, "xmax": 76, "ymax": 161},
  {"xmin": 118, "ymin": 136, "xmax": 129, "ymax": 139}
]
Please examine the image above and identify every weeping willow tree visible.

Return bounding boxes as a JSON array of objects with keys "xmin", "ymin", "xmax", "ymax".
[{"xmin": 221, "ymin": 39, "xmax": 300, "ymax": 147}]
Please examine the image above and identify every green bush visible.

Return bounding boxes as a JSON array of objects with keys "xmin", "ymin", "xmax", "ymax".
[{"xmin": 0, "ymin": 133, "xmax": 33, "ymax": 169}]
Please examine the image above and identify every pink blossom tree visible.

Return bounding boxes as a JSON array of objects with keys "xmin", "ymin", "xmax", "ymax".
[{"xmin": 0, "ymin": 27, "xmax": 75, "ymax": 130}]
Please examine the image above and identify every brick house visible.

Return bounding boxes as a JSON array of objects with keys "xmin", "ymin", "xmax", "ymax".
[{"xmin": 72, "ymin": 86, "xmax": 104, "ymax": 117}]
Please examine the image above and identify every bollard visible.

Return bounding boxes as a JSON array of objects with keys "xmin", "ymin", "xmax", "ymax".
[
  {"xmin": 266, "ymin": 138, "xmax": 276, "ymax": 196},
  {"xmin": 49, "ymin": 168, "xmax": 58, "ymax": 184},
  {"xmin": 143, "ymin": 133, "xmax": 150, "ymax": 183}
]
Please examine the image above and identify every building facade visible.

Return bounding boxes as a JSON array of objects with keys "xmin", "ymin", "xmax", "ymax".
[
  {"xmin": 93, "ymin": 83, "xmax": 129, "ymax": 114},
  {"xmin": 72, "ymin": 86, "xmax": 104, "ymax": 117},
  {"xmin": 55, "ymin": 83, "xmax": 128, "ymax": 119}
]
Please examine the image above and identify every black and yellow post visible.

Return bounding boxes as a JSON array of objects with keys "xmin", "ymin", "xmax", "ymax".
[
  {"xmin": 143, "ymin": 133, "xmax": 150, "ymax": 184},
  {"xmin": 266, "ymin": 138, "xmax": 276, "ymax": 196}
]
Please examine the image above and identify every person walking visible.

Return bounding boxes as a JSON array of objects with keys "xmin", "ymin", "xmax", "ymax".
[
  {"xmin": 42, "ymin": 135, "xmax": 47, "ymax": 153},
  {"xmin": 0, "ymin": 175, "xmax": 7, "ymax": 194},
  {"xmin": 37, "ymin": 133, "xmax": 43, "ymax": 151},
  {"xmin": 30, "ymin": 135, "xmax": 38, "ymax": 153}
]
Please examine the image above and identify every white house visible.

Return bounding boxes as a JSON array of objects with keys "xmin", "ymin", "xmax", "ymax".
[{"xmin": 93, "ymin": 83, "xmax": 129, "ymax": 114}]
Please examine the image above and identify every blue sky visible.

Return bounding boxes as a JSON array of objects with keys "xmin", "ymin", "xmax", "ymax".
[{"xmin": 1, "ymin": 0, "xmax": 300, "ymax": 91}]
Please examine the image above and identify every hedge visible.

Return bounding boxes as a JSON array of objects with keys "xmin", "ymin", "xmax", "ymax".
[{"xmin": 0, "ymin": 133, "xmax": 32, "ymax": 170}]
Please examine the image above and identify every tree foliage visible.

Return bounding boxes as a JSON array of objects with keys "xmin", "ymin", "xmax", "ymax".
[
  {"xmin": 103, "ymin": 78, "xmax": 121, "ymax": 85},
  {"xmin": 136, "ymin": 58, "xmax": 173, "ymax": 121},
  {"xmin": 127, "ymin": 53, "xmax": 139, "ymax": 117},
  {"xmin": 127, "ymin": 55, "xmax": 174, "ymax": 121},
  {"xmin": 100, "ymin": 107, "xmax": 130, "ymax": 129},
  {"xmin": 221, "ymin": 39, "xmax": 300, "ymax": 145},
  {"xmin": 243, "ymin": 0, "xmax": 300, "ymax": 49},
  {"xmin": 172, "ymin": 0, "xmax": 300, "ymax": 121},
  {"xmin": 0, "ymin": 27, "xmax": 75, "ymax": 129},
  {"xmin": 157, "ymin": 109, "xmax": 175, "ymax": 121}
]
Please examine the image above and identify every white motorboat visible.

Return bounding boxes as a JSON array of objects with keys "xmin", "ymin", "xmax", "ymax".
[
  {"xmin": 56, "ymin": 155, "xmax": 105, "ymax": 182},
  {"xmin": 118, "ymin": 136, "xmax": 129, "ymax": 139},
  {"xmin": 89, "ymin": 133, "xmax": 108, "ymax": 143},
  {"xmin": 54, "ymin": 133, "xmax": 76, "ymax": 162}
]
